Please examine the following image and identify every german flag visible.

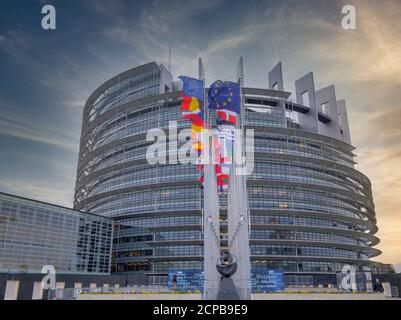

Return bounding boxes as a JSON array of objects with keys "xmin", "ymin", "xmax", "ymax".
[{"xmin": 191, "ymin": 123, "xmax": 203, "ymax": 133}]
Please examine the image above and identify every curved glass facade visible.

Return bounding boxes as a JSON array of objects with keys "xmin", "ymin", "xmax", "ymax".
[{"xmin": 74, "ymin": 63, "xmax": 380, "ymax": 280}]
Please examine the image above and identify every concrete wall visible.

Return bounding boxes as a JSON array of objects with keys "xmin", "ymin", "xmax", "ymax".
[
  {"xmin": 78, "ymin": 293, "xmax": 388, "ymax": 300},
  {"xmin": 268, "ymin": 62, "xmax": 284, "ymax": 91},
  {"xmin": 253, "ymin": 293, "xmax": 387, "ymax": 300},
  {"xmin": 315, "ymin": 85, "xmax": 341, "ymax": 140},
  {"xmin": 77, "ymin": 293, "xmax": 202, "ymax": 300},
  {"xmin": 337, "ymin": 99, "xmax": 352, "ymax": 144},
  {"xmin": 159, "ymin": 64, "xmax": 173, "ymax": 93},
  {"xmin": 295, "ymin": 72, "xmax": 319, "ymax": 133}
]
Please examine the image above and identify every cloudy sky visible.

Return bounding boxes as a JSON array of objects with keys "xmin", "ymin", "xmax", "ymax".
[{"xmin": 0, "ymin": 0, "xmax": 400, "ymax": 264}]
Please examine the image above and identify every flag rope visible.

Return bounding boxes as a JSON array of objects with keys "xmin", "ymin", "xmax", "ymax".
[{"xmin": 207, "ymin": 216, "xmax": 221, "ymax": 249}]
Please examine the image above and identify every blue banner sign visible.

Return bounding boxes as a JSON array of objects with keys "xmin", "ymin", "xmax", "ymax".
[
  {"xmin": 251, "ymin": 269, "xmax": 285, "ymax": 292},
  {"xmin": 167, "ymin": 269, "xmax": 204, "ymax": 290},
  {"xmin": 167, "ymin": 268, "xmax": 285, "ymax": 293}
]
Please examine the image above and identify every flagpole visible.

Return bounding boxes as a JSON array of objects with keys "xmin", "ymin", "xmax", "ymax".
[
  {"xmin": 228, "ymin": 56, "xmax": 251, "ymax": 299},
  {"xmin": 241, "ymin": 57, "xmax": 252, "ymax": 299},
  {"xmin": 198, "ymin": 57, "xmax": 204, "ymax": 244},
  {"xmin": 200, "ymin": 59, "xmax": 205, "ymax": 238},
  {"xmin": 238, "ymin": 57, "xmax": 251, "ymax": 235},
  {"xmin": 199, "ymin": 57, "xmax": 221, "ymax": 300}
]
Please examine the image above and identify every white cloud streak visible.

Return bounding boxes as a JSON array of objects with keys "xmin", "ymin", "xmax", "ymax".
[{"xmin": 0, "ymin": 113, "xmax": 79, "ymax": 152}]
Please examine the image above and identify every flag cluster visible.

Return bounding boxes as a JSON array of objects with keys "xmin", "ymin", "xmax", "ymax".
[
  {"xmin": 209, "ymin": 80, "xmax": 240, "ymax": 193},
  {"xmin": 179, "ymin": 76, "xmax": 205, "ymax": 185},
  {"xmin": 213, "ymin": 127, "xmax": 235, "ymax": 192},
  {"xmin": 178, "ymin": 76, "xmax": 240, "ymax": 193}
]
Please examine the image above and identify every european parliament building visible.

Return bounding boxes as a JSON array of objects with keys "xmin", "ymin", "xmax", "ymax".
[{"xmin": 73, "ymin": 62, "xmax": 381, "ymax": 286}]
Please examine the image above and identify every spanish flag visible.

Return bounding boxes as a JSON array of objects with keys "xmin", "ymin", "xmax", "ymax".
[
  {"xmin": 180, "ymin": 93, "xmax": 200, "ymax": 111},
  {"xmin": 179, "ymin": 76, "xmax": 206, "ymax": 186}
]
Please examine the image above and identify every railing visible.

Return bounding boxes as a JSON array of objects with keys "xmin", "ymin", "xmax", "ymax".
[{"xmin": 47, "ymin": 285, "xmax": 201, "ymax": 300}]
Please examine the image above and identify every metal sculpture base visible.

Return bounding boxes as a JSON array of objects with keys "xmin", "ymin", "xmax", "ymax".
[
  {"xmin": 216, "ymin": 252, "xmax": 238, "ymax": 278},
  {"xmin": 216, "ymin": 277, "xmax": 240, "ymax": 300},
  {"xmin": 215, "ymin": 252, "xmax": 240, "ymax": 300}
]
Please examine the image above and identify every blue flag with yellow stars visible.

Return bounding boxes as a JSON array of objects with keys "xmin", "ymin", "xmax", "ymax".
[
  {"xmin": 208, "ymin": 80, "xmax": 240, "ymax": 113},
  {"xmin": 179, "ymin": 76, "xmax": 204, "ymax": 101}
]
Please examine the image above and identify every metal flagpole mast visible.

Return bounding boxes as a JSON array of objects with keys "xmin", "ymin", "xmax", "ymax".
[
  {"xmin": 199, "ymin": 58, "xmax": 204, "ymax": 238},
  {"xmin": 227, "ymin": 56, "xmax": 252, "ymax": 299},
  {"xmin": 239, "ymin": 57, "xmax": 252, "ymax": 299},
  {"xmin": 199, "ymin": 57, "xmax": 221, "ymax": 300}
]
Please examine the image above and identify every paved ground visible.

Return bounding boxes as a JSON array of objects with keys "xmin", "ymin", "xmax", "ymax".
[{"xmin": 77, "ymin": 293, "xmax": 393, "ymax": 300}]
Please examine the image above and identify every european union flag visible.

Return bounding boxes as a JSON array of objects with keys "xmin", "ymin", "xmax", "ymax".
[
  {"xmin": 208, "ymin": 80, "xmax": 241, "ymax": 113},
  {"xmin": 179, "ymin": 76, "xmax": 204, "ymax": 101}
]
